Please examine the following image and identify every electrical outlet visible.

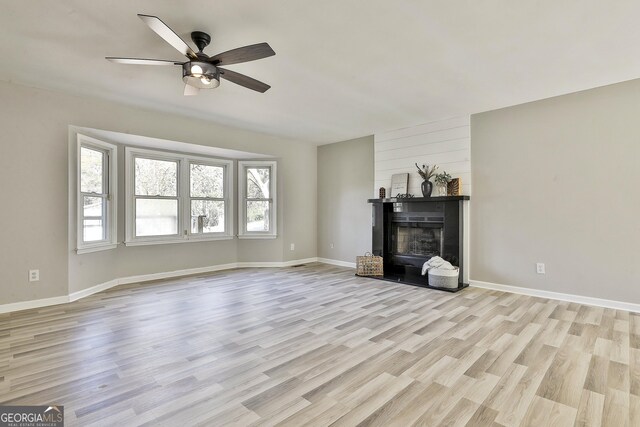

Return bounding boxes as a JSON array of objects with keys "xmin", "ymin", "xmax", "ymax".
[
  {"xmin": 536, "ymin": 263, "xmax": 545, "ymax": 274},
  {"xmin": 290, "ymin": 243, "xmax": 295, "ymax": 251},
  {"xmin": 29, "ymin": 269, "xmax": 40, "ymax": 282},
  {"xmin": 330, "ymin": 243, "xmax": 334, "ymax": 249}
]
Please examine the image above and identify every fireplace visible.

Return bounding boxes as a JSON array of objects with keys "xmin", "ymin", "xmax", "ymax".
[{"xmin": 369, "ymin": 196, "xmax": 469, "ymax": 291}]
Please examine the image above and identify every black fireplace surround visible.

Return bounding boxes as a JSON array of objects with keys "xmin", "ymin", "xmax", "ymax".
[{"xmin": 368, "ymin": 196, "xmax": 469, "ymax": 292}]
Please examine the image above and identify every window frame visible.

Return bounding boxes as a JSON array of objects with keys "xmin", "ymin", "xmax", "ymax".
[
  {"xmin": 238, "ymin": 160, "xmax": 277, "ymax": 239},
  {"xmin": 131, "ymin": 153, "xmax": 181, "ymax": 242},
  {"xmin": 76, "ymin": 134, "xmax": 118, "ymax": 254},
  {"xmin": 125, "ymin": 147, "xmax": 233, "ymax": 246},
  {"xmin": 188, "ymin": 161, "xmax": 228, "ymax": 237}
]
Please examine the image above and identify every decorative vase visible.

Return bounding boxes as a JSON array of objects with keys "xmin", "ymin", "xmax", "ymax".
[
  {"xmin": 421, "ymin": 180, "xmax": 433, "ymax": 197},
  {"xmin": 437, "ymin": 183, "xmax": 448, "ymax": 196}
]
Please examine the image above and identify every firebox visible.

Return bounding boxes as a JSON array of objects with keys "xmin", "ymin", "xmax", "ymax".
[{"xmin": 391, "ymin": 213, "xmax": 443, "ymax": 258}]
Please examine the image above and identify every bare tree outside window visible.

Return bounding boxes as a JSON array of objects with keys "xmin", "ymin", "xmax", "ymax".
[{"xmin": 135, "ymin": 158, "xmax": 177, "ymax": 196}]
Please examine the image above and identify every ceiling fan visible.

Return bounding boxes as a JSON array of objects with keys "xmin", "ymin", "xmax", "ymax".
[{"xmin": 106, "ymin": 14, "xmax": 275, "ymax": 95}]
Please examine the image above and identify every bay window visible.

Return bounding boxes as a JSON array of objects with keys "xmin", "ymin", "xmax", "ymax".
[{"xmin": 125, "ymin": 147, "xmax": 233, "ymax": 245}]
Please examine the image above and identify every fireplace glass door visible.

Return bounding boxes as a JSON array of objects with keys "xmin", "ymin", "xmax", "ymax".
[{"xmin": 392, "ymin": 223, "xmax": 443, "ymax": 258}]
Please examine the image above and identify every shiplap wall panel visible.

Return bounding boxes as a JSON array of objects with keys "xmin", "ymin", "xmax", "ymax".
[
  {"xmin": 376, "ymin": 149, "xmax": 470, "ymax": 172},
  {"xmin": 375, "ymin": 116, "xmax": 469, "ymax": 142},
  {"xmin": 375, "ymin": 128, "xmax": 469, "ymax": 153},
  {"xmin": 374, "ymin": 117, "xmax": 471, "ymax": 197},
  {"xmin": 375, "ymin": 138, "xmax": 469, "ymax": 161}
]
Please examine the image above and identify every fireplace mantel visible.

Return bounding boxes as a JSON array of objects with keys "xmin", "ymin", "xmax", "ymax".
[
  {"xmin": 368, "ymin": 195, "xmax": 470, "ymax": 292},
  {"xmin": 368, "ymin": 195, "xmax": 470, "ymax": 203}
]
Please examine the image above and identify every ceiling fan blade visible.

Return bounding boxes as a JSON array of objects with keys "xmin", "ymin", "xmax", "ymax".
[
  {"xmin": 138, "ymin": 14, "xmax": 197, "ymax": 59},
  {"xmin": 208, "ymin": 43, "xmax": 275, "ymax": 66},
  {"xmin": 184, "ymin": 84, "xmax": 200, "ymax": 96},
  {"xmin": 106, "ymin": 57, "xmax": 183, "ymax": 66},
  {"xmin": 219, "ymin": 68, "xmax": 271, "ymax": 93}
]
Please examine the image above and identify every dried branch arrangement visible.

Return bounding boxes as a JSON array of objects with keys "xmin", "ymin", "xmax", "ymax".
[{"xmin": 415, "ymin": 163, "xmax": 438, "ymax": 181}]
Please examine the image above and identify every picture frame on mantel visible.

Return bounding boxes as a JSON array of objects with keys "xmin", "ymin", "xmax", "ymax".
[
  {"xmin": 447, "ymin": 178, "xmax": 462, "ymax": 196},
  {"xmin": 390, "ymin": 173, "xmax": 408, "ymax": 197}
]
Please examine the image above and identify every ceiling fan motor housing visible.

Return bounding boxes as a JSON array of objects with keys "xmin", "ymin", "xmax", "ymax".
[
  {"xmin": 182, "ymin": 61, "xmax": 220, "ymax": 88},
  {"xmin": 191, "ymin": 31, "xmax": 211, "ymax": 52}
]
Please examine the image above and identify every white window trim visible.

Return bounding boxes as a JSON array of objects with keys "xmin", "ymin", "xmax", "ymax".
[
  {"xmin": 76, "ymin": 134, "xmax": 118, "ymax": 254},
  {"xmin": 124, "ymin": 147, "xmax": 234, "ymax": 246},
  {"xmin": 238, "ymin": 160, "xmax": 277, "ymax": 239}
]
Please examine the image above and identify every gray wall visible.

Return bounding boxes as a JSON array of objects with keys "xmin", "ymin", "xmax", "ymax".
[
  {"xmin": 471, "ymin": 78, "xmax": 640, "ymax": 303},
  {"xmin": 0, "ymin": 80, "xmax": 317, "ymax": 305},
  {"xmin": 317, "ymin": 136, "xmax": 374, "ymax": 263}
]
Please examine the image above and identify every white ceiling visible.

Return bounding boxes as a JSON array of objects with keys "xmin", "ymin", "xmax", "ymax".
[{"xmin": 2, "ymin": 1, "xmax": 640, "ymax": 144}]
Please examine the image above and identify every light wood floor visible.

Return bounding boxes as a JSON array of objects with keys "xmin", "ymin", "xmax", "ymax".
[{"xmin": 1, "ymin": 263, "xmax": 638, "ymax": 426}]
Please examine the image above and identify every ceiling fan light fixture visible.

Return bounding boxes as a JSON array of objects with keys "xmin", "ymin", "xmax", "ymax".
[{"xmin": 182, "ymin": 61, "xmax": 219, "ymax": 88}]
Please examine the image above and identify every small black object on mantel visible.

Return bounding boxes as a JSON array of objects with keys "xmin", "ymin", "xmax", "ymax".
[{"xmin": 379, "ymin": 187, "xmax": 386, "ymax": 199}]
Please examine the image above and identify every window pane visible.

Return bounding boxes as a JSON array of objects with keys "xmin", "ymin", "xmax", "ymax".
[
  {"xmin": 83, "ymin": 196, "xmax": 103, "ymax": 218},
  {"xmin": 246, "ymin": 200, "xmax": 270, "ymax": 231},
  {"xmin": 83, "ymin": 219, "xmax": 104, "ymax": 242},
  {"xmin": 191, "ymin": 200, "xmax": 225, "ymax": 233},
  {"xmin": 135, "ymin": 158, "xmax": 177, "ymax": 196},
  {"xmin": 190, "ymin": 164, "xmax": 224, "ymax": 198},
  {"xmin": 135, "ymin": 199, "xmax": 178, "ymax": 236},
  {"xmin": 247, "ymin": 167, "xmax": 270, "ymax": 199},
  {"xmin": 80, "ymin": 147, "xmax": 104, "ymax": 194}
]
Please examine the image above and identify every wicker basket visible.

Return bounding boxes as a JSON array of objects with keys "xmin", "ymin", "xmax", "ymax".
[{"xmin": 356, "ymin": 252, "xmax": 384, "ymax": 276}]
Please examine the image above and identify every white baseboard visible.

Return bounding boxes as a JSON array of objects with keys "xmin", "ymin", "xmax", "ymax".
[
  {"xmin": 118, "ymin": 263, "xmax": 239, "ymax": 286},
  {"xmin": 281, "ymin": 257, "xmax": 320, "ymax": 267},
  {"xmin": 237, "ymin": 257, "xmax": 319, "ymax": 268},
  {"xmin": 69, "ymin": 279, "xmax": 119, "ymax": 302},
  {"xmin": 317, "ymin": 257, "xmax": 356, "ymax": 269},
  {"xmin": 0, "ymin": 295, "xmax": 69, "ymax": 314},
  {"xmin": 0, "ymin": 258, "xmax": 322, "ymax": 314},
  {"xmin": 470, "ymin": 279, "xmax": 640, "ymax": 314}
]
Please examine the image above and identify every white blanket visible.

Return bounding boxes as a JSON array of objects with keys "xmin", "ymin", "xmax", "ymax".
[{"xmin": 421, "ymin": 256, "xmax": 457, "ymax": 275}]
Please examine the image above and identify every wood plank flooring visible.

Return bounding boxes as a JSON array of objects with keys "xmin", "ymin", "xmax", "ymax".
[{"xmin": 0, "ymin": 263, "xmax": 638, "ymax": 426}]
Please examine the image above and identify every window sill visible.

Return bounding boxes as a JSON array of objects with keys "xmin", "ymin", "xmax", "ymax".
[
  {"xmin": 237, "ymin": 234, "xmax": 278, "ymax": 240},
  {"xmin": 76, "ymin": 243, "xmax": 118, "ymax": 254},
  {"xmin": 124, "ymin": 236, "xmax": 234, "ymax": 247}
]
